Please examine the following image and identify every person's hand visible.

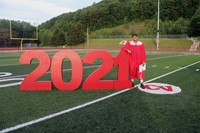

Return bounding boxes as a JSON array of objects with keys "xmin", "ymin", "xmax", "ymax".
[{"xmin": 127, "ymin": 49, "xmax": 131, "ymax": 54}]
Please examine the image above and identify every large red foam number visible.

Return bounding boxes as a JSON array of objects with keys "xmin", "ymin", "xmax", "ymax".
[
  {"xmin": 19, "ymin": 50, "xmax": 132, "ymax": 91},
  {"xmin": 82, "ymin": 50, "xmax": 114, "ymax": 90},
  {"xmin": 113, "ymin": 50, "xmax": 132, "ymax": 89},
  {"xmin": 51, "ymin": 50, "xmax": 83, "ymax": 90},
  {"xmin": 19, "ymin": 50, "xmax": 52, "ymax": 90}
]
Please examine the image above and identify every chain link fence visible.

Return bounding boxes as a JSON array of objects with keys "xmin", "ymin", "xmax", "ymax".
[{"xmin": 89, "ymin": 34, "xmax": 188, "ymax": 39}]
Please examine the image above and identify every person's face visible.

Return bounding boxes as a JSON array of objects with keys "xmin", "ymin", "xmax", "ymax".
[{"xmin": 132, "ymin": 35, "xmax": 138, "ymax": 41}]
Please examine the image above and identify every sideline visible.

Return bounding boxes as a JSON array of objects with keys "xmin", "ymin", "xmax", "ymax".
[{"xmin": 1, "ymin": 60, "xmax": 199, "ymax": 133}]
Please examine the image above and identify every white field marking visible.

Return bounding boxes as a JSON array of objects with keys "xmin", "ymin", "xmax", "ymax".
[
  {"xmin": 151, "ymin": 65, "xmax": 157, "ymax": 67},
  {"xmin": 0, "ymin": 51, "xmax": 90, "ymax": 67},
  {"xmin": 147, "ymin": 54, "xmax": 185, "ymax": 61},
  {"xmin": 0, "ymin": 78, "xmax": 23, "ymax": 88},
  {"xmin": 138, "ymin": 83, "xmax": 181, "ymax": 94},
  {"xmin": 0, "ymin": 62, "xmax": 39, "ymax": 67},
  {"xmin": 0, "ymin": 54, "xmax": 194, "ymax": 80},
  {"xmin": 177, "ymin": 66, "xmax": 188, "ymax": 69},
  {"xmin": 0, "ymin": 54, "xmax": 185, "ymax": 67},
  {"xmin": 0, "ymin": 65, "xmax": 101, "ymax": 81},
  {"xmin": 1, "ymin": 60, "xmax": 200, "ymax": 133},
  {"xmin": 0, "ymin": 72, "xmax": 12, "ymax": 77},
  {"xmin": 144, "ymin": 61, "xmax": 200, "ymax": 83},
  {"xmin": 0, "ymin": 54, "xmax": 186, "ymax": 80},
  {"xmin": 0, "ymin": 54, "xmax": 181, "ymax": 79},
  {"xmin": 165, "ymin": 66, "xmax": 170, "ymax": 69},
  {"xmin": 0, "ymin": 49, "xmax": 87, "ymax": 53},
  {"xmin": 0, "ymin": 74, "xmax": 27, "ymax": 80}
]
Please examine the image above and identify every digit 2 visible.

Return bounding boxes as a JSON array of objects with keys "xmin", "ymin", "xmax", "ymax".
[
  {"xmin": 82, "ymin": 50, "xmax": 114, "ymax": 90},
  {"xmin": 19, "ymin": 50, "xmax": 52, "ymax": 90},
  {"xmin": 82, "ymin": 50, "xmax": 132, "ymax": 90}
]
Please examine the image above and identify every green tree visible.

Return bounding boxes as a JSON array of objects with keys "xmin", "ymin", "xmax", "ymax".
[
  {"xmin": 39, "ymin": 29, "xmax": 52, "ymax": 45},
  {"xmin": 111, "ymin": 29, "xmax": 125, "ymax": 36},
  {"xmin": 37, "ymin": 0, "xmax": 200, "ymax": 42},
  {"xmin": 50, "ymin": 27, "xmax": 66, "ymax": 46},
  {"xmin": 174, "ymin": 18, "xmax": 189, "ymax": 34},
  {"xmin": 66, "ymin": 22, "xmax": 85, "ymax": 45},
  {"xmin": 188, "ymin": 6, "xmax": 200, "ymax": 37}
]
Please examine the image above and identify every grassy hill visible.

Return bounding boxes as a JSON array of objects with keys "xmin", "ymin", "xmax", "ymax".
[
  {"xmin": 90, "ymin": 20, "xmax": 146, "ymax": 36},
  {"xmin": 85, "ymin": 38, "xmax": 192, "ymax": 52}
]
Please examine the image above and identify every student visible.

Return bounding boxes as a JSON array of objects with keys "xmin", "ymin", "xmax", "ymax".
[{"xmin": 121, "ymin": 34, "xmax": 147, "ymax": 89}]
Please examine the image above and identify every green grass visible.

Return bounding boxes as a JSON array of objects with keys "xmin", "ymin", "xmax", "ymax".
[
  {"xmin": 87, "ymin": 38, "xmax": 192, "ymax": 52},
  {"xmin": 0, "ymin": 50, "xmax": 200, "ymax": 132}
]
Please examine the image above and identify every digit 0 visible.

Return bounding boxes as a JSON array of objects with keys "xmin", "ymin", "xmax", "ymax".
[{"xmin": 51, "ymin": 50, "xmax": 83, "ymax": 90}]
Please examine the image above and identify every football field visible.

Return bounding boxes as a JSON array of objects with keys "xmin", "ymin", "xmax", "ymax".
[{"xmin": 0, "ymin": 49, "xmax": 200, "ymax": 133}]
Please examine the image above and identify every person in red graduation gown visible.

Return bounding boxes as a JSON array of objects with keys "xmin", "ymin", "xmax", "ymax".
[{"xmin": 121, "ymin": 33, "xmax": 147, "ymax": 89}]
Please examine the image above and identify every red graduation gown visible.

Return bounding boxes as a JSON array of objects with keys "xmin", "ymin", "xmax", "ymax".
[{"xmin": 121, "ymin": 41, "xmax": 146, "ymax": 79}]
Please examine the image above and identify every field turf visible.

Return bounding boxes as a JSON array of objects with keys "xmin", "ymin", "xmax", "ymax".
[{"xmin": 0, "ymin": 49, "xmax": 200, "ymax": 133}]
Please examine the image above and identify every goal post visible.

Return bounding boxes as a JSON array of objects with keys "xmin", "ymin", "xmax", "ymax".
[{"xmin": 10, "ymin": 19, "xmax": 38, "ymax": 50}]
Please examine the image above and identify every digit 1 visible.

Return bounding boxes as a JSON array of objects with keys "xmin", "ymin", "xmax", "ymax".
[
  {"xmin": 51, "ymin": 50, "xmax": 83, "ymax": 90},
  {"xmin": 113, "ymin": 50, "xmax": 132, "ymax": 89}
]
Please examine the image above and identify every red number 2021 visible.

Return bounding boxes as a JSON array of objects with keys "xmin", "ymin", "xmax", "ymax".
[{"xmin": 19, "ymin": 50, "xmax": 132, "ymax": 91}]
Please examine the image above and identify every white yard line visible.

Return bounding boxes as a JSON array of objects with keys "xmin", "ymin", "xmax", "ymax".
[
  {"xmin": 147, "ymin": 54, "xmax": 185, "ymax": 61},
  {"xmin": 165, "ymin": 66, "xmax": 170, "ymax": 69},
  {"xmin": 144, "ymin": 61, "xmax": 200, "ymax": 83},
  {"xmin": 0, "ymin": 54, "xmax": 187, "ymax": 80},
  {"xmin": 0, "ymin": 54, "xmax": 185, "ymax": 67},
  {"xmin": 0, "ymin": 65, "xmax": 101, "ymax": 80},
  {"xmin": 1, "ymin": 60, "xmax": 200, "ymax": 133}
]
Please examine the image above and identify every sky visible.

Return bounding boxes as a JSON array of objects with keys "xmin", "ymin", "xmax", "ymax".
[{"xmin": 0, "ymin": 0, "xmax": 102, "ymax": 25}]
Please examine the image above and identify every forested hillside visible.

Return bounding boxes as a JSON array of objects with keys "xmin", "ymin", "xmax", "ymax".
[
  {"xmin": 1, "ymin": 0, "xmax": 199, "ymax": 47},
  {"xmin": 38, "ymin": 0, "xmax": 199, "ymax": 46}
]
